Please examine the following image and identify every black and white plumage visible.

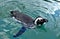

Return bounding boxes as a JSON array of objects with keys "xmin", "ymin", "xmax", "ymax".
[
  {"xmin": 10, "ymin": 10, "xmax": 48, "ymax": 37},
  {"xmin": 34, "ymin": 16, "xmax": 48, "ymax": 25}
]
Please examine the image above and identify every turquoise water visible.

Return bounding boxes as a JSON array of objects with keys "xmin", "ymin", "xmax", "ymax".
[{"xmin": 0, "ymin": 0, "xmax": 60, "ymax": 39}]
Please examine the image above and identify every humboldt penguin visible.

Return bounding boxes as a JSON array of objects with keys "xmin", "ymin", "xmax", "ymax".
[{"xmin": 10, "ymin": 10, "xmax": 48, "ymax": 37}]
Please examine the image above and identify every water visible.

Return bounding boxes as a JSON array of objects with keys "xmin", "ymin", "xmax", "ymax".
[{"xmin": 0, "ymin": 0, "xmax": 60, "ymax": 39}]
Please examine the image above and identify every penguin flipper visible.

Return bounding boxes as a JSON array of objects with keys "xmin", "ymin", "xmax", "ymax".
[{"xmin": 13, "ymin": 27, "xmax": 26, "ymax": 37}]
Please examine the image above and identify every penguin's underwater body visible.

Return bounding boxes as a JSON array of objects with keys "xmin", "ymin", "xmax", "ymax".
[{"xmin": 10, "ymin": 11, "xmax": 48, "ymax": 37}]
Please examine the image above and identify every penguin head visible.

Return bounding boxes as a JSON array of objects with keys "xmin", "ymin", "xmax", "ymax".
[{"xmin": 34, "ymin": 17, "xmax": 48, "ymax": 25}]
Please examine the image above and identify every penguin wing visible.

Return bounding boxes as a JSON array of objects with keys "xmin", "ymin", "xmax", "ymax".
[{"xmin": 13, "ymin": 26, "xmax": 26, "ymax": 37}]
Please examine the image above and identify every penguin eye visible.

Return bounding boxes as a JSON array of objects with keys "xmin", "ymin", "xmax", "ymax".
[{"xmin": 40, "ymin": 19, "xmax": 44, "ymax": 22}]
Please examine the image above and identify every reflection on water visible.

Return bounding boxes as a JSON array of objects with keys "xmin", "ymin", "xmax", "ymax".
[{"xmin": 0, "ymin": 0, "xmax": 60, "ymax": 39}]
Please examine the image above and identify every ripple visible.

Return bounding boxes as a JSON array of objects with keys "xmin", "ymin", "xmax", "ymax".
[{"xmin": 0, "ymin": 0, "xmax": 60, "ymax": 39}]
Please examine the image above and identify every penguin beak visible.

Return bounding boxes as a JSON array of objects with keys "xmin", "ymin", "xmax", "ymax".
[{"xmin": 43, "ymin": 19, "xmax": 48, "ymax": 22}]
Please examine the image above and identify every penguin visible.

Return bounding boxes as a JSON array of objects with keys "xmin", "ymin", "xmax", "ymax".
[{"xmin": 10, "ymin": 10, "xmax": 48, "ymax": 37}]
